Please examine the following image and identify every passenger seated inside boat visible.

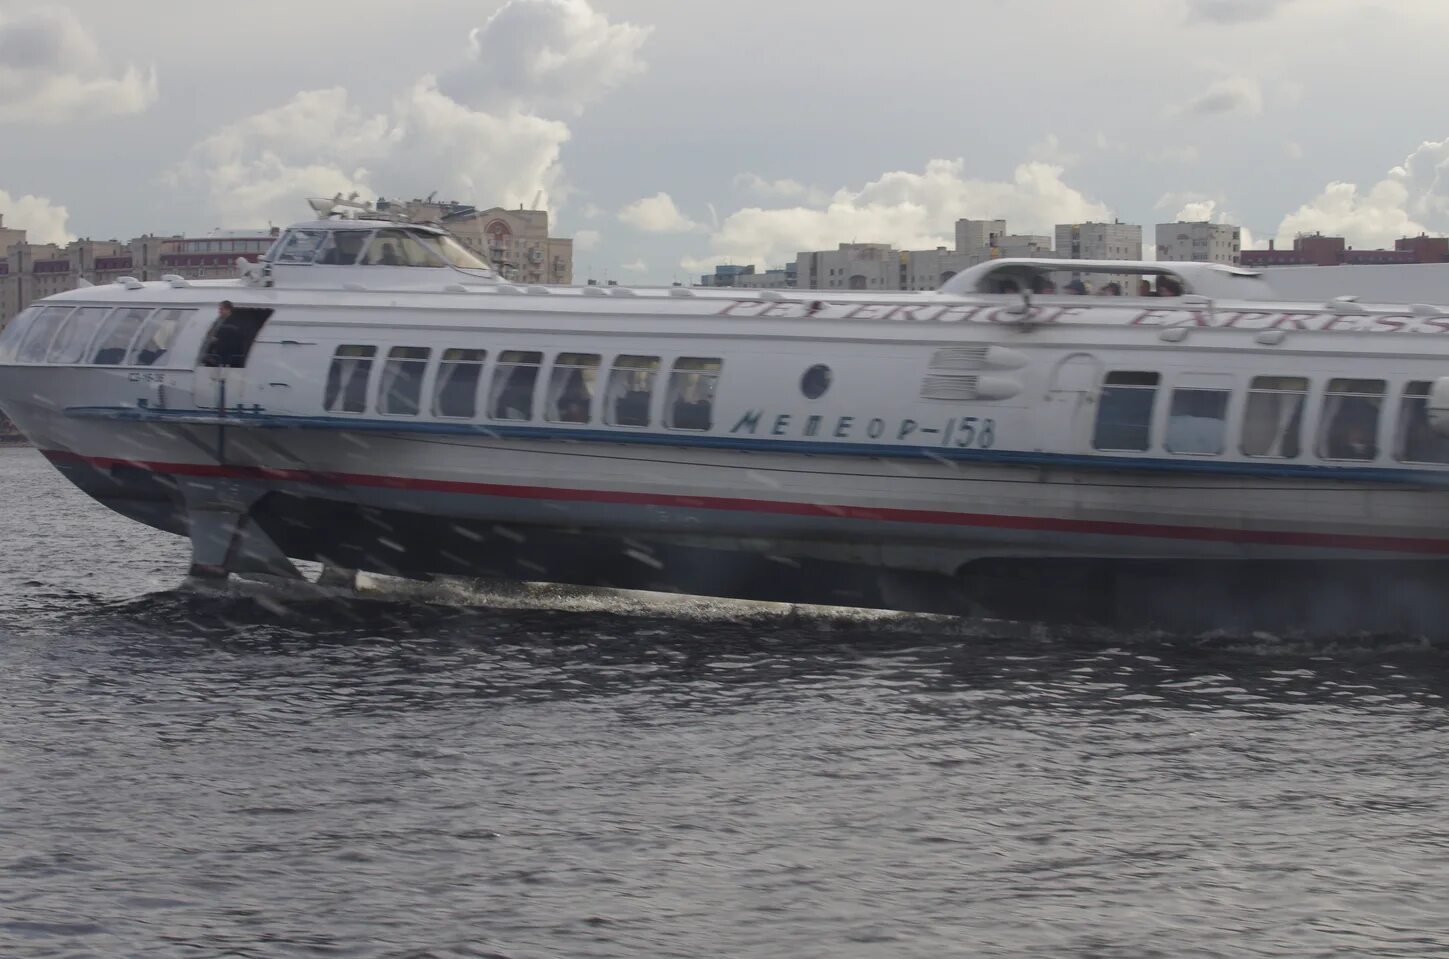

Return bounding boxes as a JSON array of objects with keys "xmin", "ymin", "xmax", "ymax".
[
  {"xmin": 1323, "ymin": 396, "xmax": 1379, "ymax": 460},
  {"xmin": 1030, "ymin": 275, "xmax": 1056, "ymax": 294},
  {"xmin": 317, "ymin": 231, "xmax": 366, "ymax": 265},
  {"xmin": 1156, "ymin": 276, "xmax": 1183, "ymax": 297}
]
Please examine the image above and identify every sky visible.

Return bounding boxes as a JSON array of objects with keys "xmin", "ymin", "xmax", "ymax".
[{"xmin": 4, "ymin": 0, "xmax": 1449, "ymax": 284}]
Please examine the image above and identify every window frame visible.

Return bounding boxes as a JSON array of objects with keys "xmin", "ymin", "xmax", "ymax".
[
  {"xmin": 488, "ymin": 350, "xmax": 544, "ymax": 421},
  {"xmin": 1091, "ymin": 370, "xmax": 1160, "ymax": 453},
  {"xmin": 125, "ymin": 307, "xmax": 194, "ymax": 367},
  {"xmin": 1316, "ymin": 377, "xmax": 1386, "ymax": 463},
  {"xmin": 1240, "ymin": 375, "xmax": 1310, "ymax": 460},
  {"xmin": 603, "ymin": 354, "xmax": 660, "ymax": 428},
  {"xmin": 664, "ymin": 356, "xmax": 723, "ymax": 432},
  {"xmin": 1164, "ymin": 381, "xmax": 1232, "ymax": 456},
  {"xmin": 46, "ymin": 306, "xmax": 112, "ymax": 365},
  {"xmin": 89, "ymin": 307, "xmax": 154, "ymax": 366},
  {"xmin": 16, "ymin": 306, "xmax": 75, "ymax": 363},
  {"xmin": 1395, "ymin": 380, "xmax": 1449, "ymax": 465},
  {"xmin": 376, "ymin": 345, "xmax": 432, "ymax": 417},
  {"xmin": 432, "ymin": 348, "xmax": 488, "ymax": 419},
  {"xmin": 544, "ymin": 352, "xmax": 602, "ymax": 425},
  {"xmin": 323, "ymin": 344, "xmax": 378, "ymax": 415}
]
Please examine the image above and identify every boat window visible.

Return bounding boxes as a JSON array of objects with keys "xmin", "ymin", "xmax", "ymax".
[
  {"xmin": 489, "ymin": 350, "xmax": 542, "ymax": 420},
  {"xmin": 315, "ymin": 230, "xmax": 371, "ymax": 266},
  {"xmin": 1397, "ymin": 382, "xmax": 1449, "ymax": 464},
  {"xmin": 127, "ymin": 308, "xmax": 193, "ymax": 366},
  {"xmin": 378, "ymin": 346, "xmax": 431, "ymax": 416},
  {"xmin": 360, "ymin": 229, "xmax": 446, "ymax": 268},
  {"xmin": 90, "ymin": 308, "xmax": 152, "ymax": 365},
  {"xmin": 1092, "ymin": 371, "xmax": 1159, "ymax": 452},
  {"xmin": 605, "ymin": 355, "xmax": 658, "ymax": 427},
  {"xmin": 1165, "ymin": 384, "xmax": 1230, "ymax": 455},
  {"xmin": 0, "ymin": 306, "xmax": 41, "ymax": 362},
  {"xmin": 546, "ymin": 353, "xmax": 601, "ymax": 424},
  {"xmin": 274, "ymin": 229, "xmax": 329, "ymax": 264},
  {"xmin": 47, "ymin": 306, "xmax": 110, "ymax": 364},
  {"xmin": 1241, "ymin": 376, "xmax": 1307, "ymax": 458},
  {"xmin": 17, "ymin": 306, "xmax": 74, "ymax": 363},
  {"xmin": 665, "ymin": 357, "xmax": 722, "ymax": 431},
  {"xmin": 324, "ymin": 345, "xmax": 377, "ymax": 414},
  {"xmin": 432, "ymin": 234, "xmax": 492, "ymax": 270},
  {"xmin": 1318, "ymin": 378, "xmax": 1385, "ymax": 461},
  {"xmin": 433, "ymin": 348, "xmax": 486, "ymax": 419}
]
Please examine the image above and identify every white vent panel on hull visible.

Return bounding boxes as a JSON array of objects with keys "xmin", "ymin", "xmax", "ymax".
[
  {"xmin": 928, "ymin": 345, "xmax": 1029, "ymax": 371},
  {"xmin": 920, "ymin": 373, "xmax": 1020, "ymax": 401}
]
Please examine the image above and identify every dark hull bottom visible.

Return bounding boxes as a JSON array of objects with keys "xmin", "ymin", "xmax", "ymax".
[{"xmin": 54, "ymin": 458, "xmax": 1449, "ymax": 636}]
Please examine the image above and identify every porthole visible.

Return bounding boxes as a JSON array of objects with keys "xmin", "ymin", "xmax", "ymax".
[{"xmin": 801, "ymin": 364, "xmax": 832, "ymax": 399}]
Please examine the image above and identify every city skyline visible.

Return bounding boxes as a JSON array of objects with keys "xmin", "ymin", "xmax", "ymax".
[{"xmin": 5, "ymin": 0, "xmax": 1449, "ymax": 285}]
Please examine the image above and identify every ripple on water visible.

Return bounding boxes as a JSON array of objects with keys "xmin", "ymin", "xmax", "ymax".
[{"xmin": 2, "ymin": 450, "xmax": 1449, "ymax": 956}]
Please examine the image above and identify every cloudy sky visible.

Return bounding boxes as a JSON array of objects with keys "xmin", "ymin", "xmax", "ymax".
[{"xmin": 4, "ymin": 0, "xmax": 1449, "ymax": 283}]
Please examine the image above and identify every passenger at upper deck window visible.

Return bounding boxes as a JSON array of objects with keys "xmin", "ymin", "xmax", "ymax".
[
  {"xmin": 1138, "ymin": 279, "xmax": 1154, "ymax": 297},
  {"xmin": 1157, "ymin": 276, "xmax": 1183, "ymax": 297},
  {"xmin": 1101, "ymin": 282, "xmax": 1122, "ymax": 295},
  {"xmin": 1065, "ymin": 277, "xmax": 1088, "ymax": 294}
]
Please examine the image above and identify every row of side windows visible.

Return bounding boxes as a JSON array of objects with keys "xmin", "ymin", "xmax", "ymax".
[
  {"xmin": 323, "ymin": 346, "xmax": 723, "ymax": 432},
  {"xmin": 1092, "ymin": 371, "xmax": 1449, "ymax": 465},
  {"xmin": 1, "ymin": 304, "xmax": 196, "ymax": 367}
]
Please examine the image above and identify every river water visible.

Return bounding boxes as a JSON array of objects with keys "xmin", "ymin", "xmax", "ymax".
[{"xmin": 2, "ymin": 447, "xmax": 1449, "ymax": 958}]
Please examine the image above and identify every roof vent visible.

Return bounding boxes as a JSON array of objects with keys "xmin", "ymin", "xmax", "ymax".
[
  {"xmin": 582, "ymin": 286, "xmax": 607, "ymax": 297},
  {"xmin": 669, "ymin": 288, "xmax": 695, "ymax": 297},
  {"xmin": 496, "ymin": 284, "xmax": 522, "ymax": 294},
  {"xmin": 609, "ymin": 287, "xmax": 637, "ymax": 297},
  {"xmin": 526, "ymin": 285, "xmax": 550, "ymax": 295},
  {"xmin": 162, "ymin": 274, "xmax": 190, "ymax": 289},
  {"xmin": 759, "ymin": 290, "xmax": 785, "ymax": 301},
  {"xmin": 117, "ymin": 276, "xmax": 143, "ymax": 290}
]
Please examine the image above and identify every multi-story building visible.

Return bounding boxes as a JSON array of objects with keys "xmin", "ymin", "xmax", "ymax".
[
  {"xmin": 376, "ymin": 197, "xmax": 573, "ymax": 285},
  {"xmin": 698, "ymin": 264, "xmax": 756, "ymax": 287},
  {"xmin": 0, "ymin": 230, "xmax": 276, "ymax": 328},
  {"xmin": 794, "ymin": 243, "xmax": 901, "ymax": 291},
  {"xmin": 733, "ymin": 265, "xmax": 796, "ymax": 289},
  {"xmin": 954, "ymin": 219, "xmax": 1006, "ymax": 256},
  {"xmin": 1396, "ymin": 234, "xmax": 1449, "ymax": 263},
  {"xmin": 904, "ymin": 247, "xmax": 983, "ymax": 291},
  {"xmin": 1055, "ymin": 221, "xmax": 1142, "ymax": 261},
  {"xmin": 1155, "ymin": 221, "xmax": 1241, "ymax": 264}
]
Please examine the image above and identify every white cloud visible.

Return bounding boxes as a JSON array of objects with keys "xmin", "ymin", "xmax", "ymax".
[
  {"xmin": 1169, "ymin": 76, "xmax": 1263, "ymax": 117},
  {"xmin": 581, "ymin": 202, "xmax": 605, "ymax": 219},
  {"xmin": 1027, "ymin": 133, "xmax": 1079, "ymax": 167},
  {"xmin": 0, "ymin": 6, "xmax": 156, "ymax": 123},
  {"xmin": 620, "ymin": 258, "xmax": 647, "ymax": 272},
  {"xmin": 437, "ymin": 0, "xmax": 650, "ymax": 116},
  {"xmin": 684, "ymin": 158, "xmax": 1111, "ymax": 271},
  {"xmin": 1276, "ymin": 180, "xmax": 1425, "ymax": 249},
  {"xmin": 574, "ymin": 228, "xmax": 601, "ymax": 251},
  {"xmin": 1273, "ymin": 138, "xmax": 1449, "ymax": 248},
  {"xmin": 170, "ymin": 0, "xmax": 642, "ymax": 228},
  {"xmin": 1284, "ymin": 140, "xmax": 1304, "ymax": 159},
  {"xmin": 618, "ymin": 192, "xmax": 704, "ymax": 233},
  {"xmin": 0, "ymin": 188, "xmax": 70, "ymax": 244},
  {"xmin": 733, "ymin": 173, "xmax": 828, "ymax": 206}
]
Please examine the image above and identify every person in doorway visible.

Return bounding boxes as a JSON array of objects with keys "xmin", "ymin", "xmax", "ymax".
[{"xmin": 202, "ymin": 300, "xmax": 245, "ymax": 367}]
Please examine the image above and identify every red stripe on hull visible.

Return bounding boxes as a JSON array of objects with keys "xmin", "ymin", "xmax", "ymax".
[{"xmin": 41, "ymin": 448, "xmax": 1449, "ymax": 556}]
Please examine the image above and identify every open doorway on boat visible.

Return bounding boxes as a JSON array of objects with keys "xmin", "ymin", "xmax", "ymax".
[{"xmin": 199, "ymin": 303, "xmax": 273, "ymax": 369}]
